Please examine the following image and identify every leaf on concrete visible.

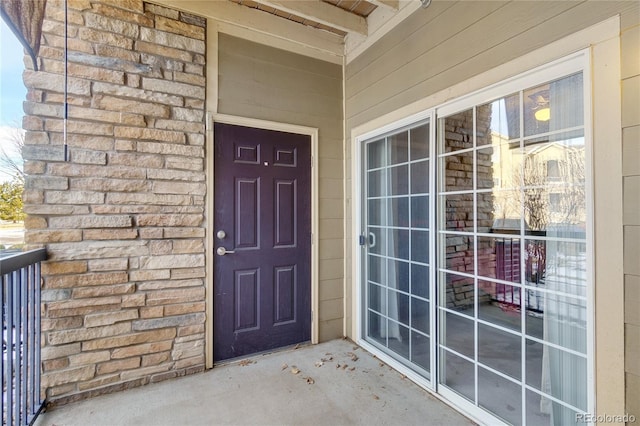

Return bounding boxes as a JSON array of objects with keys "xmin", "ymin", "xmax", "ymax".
[
  {"xmin": 314, "ymin": 361, "xmax": 324, "ymax": 367},
  {"xmin": 239, "ymin": 359, "xmax": 255, "ymax": 366},
  {"xmin": 347, "ymin": 352, "xmax": 359, "ymax": 362},
  {"xmin": 281, "ymin": 363, "xmax": 289, "ymax": 371},
  {"xmin": 342, "ymin": 364, "xmax": 348, "ymax": 370},
  {"xmin": 349, "ymin": 367, "xmax": 356, "ymax": 372},
  {"xmin": 305, "ymin": 377, "xmax": 315, "ymax": 384},
  {"xmin": 373, "ymin": 395, "xmax": 380, "ymax": 400},
  {"xmin": 291, "ymin": 366, "xmax": 300, "ymax": 375}
]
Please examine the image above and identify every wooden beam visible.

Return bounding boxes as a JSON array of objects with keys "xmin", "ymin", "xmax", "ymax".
[
  {"xmin": 369, "ymin": 0, "xmax": 399, "ymax": 11},
  {"xmin": 151, "ymin": 0, "xmax": 344, "ymax": 57},
  {"xmin": 254, "ymin": 0, "xmax": 367, "ymax": 35}
]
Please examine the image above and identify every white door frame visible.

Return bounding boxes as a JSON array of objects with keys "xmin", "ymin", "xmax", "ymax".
[{"xmin": 205, "ymin": 112, "xmax": 319, "ymax": 367}]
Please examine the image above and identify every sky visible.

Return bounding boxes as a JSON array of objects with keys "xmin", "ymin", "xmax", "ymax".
[{"xmin": 0, "ymin": 19, "xmax": 27, "ymax": 181}]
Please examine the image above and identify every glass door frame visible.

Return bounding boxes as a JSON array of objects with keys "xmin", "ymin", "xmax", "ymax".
[
  {"xmin": 354, "ymin": 50, "xmax": 594, "ymax": 425},
  {"xmin": 355, "ymin": 109, "xmax": 437, "ymax": 392},
  {"xmin": 433, "ymin": 50, "xmax": 594, "ymax": 424}
]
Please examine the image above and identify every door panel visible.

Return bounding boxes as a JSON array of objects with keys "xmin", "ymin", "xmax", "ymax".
[
  {"xmin": 214, "ymin": 123, "xmax": 311, "ymax": 361},
  {"xmin": 361, "ymin": 120, "xmax": 433, "ymax": 380}
]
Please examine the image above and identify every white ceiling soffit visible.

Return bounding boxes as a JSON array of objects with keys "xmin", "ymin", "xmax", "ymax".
[
  {"xmin": 152, "ymin": 0, "xmax": 420, "ymax": 63},
  {"xmin": 346, "ymin": 0, "xmax": 420, "ymax": 62}
]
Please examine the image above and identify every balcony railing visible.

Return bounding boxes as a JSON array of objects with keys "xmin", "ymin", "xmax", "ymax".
[{"xmin": 1, "ymin": 249, "xmax": 47, "ymax": 426}]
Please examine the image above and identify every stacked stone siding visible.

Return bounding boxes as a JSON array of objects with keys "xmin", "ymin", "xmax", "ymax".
[
  {"xmin": 22, "ymin": 0, "xmax": 207, "ymax": 402},
  {"xmin": 442, "ymin": 106, "xmax": 494, "ymax": 309}
]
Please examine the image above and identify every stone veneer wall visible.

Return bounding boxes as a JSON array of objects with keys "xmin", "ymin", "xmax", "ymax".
[
  {"xmin": 442, "ymin": 106, "xmax": 494, "ymax": 309},
  {"xmin": 22, "ymin": 0, "xmax": 207, "ymax": 403}
]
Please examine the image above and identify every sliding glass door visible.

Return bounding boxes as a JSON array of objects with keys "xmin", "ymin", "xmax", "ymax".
[
  {"xmin": 436, "ymin": 70, "xmax": 589, "ymax": 425},
  {"xmin": 362, "ymin": 119, "xmax": 434, "ymax": 380},
  {"xmin": 360, "ymin": 55, "xmax": 591, "ymax": 425}
]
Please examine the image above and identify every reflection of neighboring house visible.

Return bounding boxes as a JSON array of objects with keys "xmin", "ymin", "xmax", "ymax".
[{"xmin": 490, "ymin": 131, "xmax": 586, "ymax": 231}]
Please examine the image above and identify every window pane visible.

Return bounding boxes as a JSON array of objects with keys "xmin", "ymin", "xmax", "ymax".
[
  {"xmin": 387, "ymin": 259, "xmax": 409, "ymax": 293},
  {"xmin": 410, "ymin": 123, "xmax": 430, "ymax": 160},
  {"xmin": 441, "ymin": 109, "xmax": 474, "ymax": 153},
  {"xmin": 388, "ymin": 228, "xmax": 409, "ymax": 260},
  {"xmin": 388, "ymin": 321, "xmax": 410, "ymax": 359},
  {"xmin": 411, "ymin": 159, "xmax": 429, "ymax": 194},
  {"xmin": 478, "ymin": 367, "xmax": 522, "ymax": 425},
  {"xmin": 478, "ymin": 93, "xmax": 520, "ymax": 145},
  {"xmin": 477, "ymin": 236, "xmax": 521, "ymax": 283},
  {"xmin": 368, "ymin": 198, "xmax": 386, "ymax": 226},
  {"xmin": 411, "ymin": 196, "xmax": 429, "ymax": 229},
  {"xmin": 411, "ymin": 297, "xmax": 430, "ymax": 334},
  {"xmin": 522, "ymin": 137, "xmax": 586, "ymax": 237},
  {"xmin": 442, "ymin": 193, "xmax": 474, "ymax": 232},
  {"xmin": 411, "ymin": 331, "xmax": 430, "ymax": 372},
  {"xmin": 368, "ymin": 311, "xmax": 386, "ymax": 346},
  {"xmin": 443, "ymin": 233, "xmax": 474, "ymax": 273},
  {"xmin": 443, "ymin": 273, "xmax": 475, "ymax": 314},
  {"xmin": 488, "ymin": 189, "xmax": 521, "ymax": 233},
  {"xmin": 368, "ymin": 254, "xmax": 385, "ymax": 285},
  {"xmin": 478, "ymin": 324, "xmax": 521, "ymax": 379},
  {"xmin": 388, "ymin": 165, "xmax": 409, "ymax": 195},
  {"xmin": 368, "ymin": 169, "xmax": 386, "ymax": 197},
  {"xmin": 442, "ymin": 151, "xmax": 474, "ymax": 192},
  {"xmin": 478, "ymin": 280, "xmax": 521, "ymax": 331},
  {"xmin": 368, "ymin": 282, "xmax": 385, "ymax": 315},
  {"xmin": 525, "ymin": 290, "xmax": 587, "ymax": 354},
  {"xmin": 367, "ymin": 138, "xmax": 386, "ymax": 169},
  {"xmin": 388, "ymin": 197, "xmax": 409, "ymax": 227},
  {"xmin": 388, "ymin": 131, "xmax": 408, "ymax": 165},
  {"xmin": 411, "ymin": 230, "xmax": 429, "ymax": 263},
  {"xmin": 368, "ymin": 227, "xmax": 386, "ymax": 256},
  {"xmin": 525, "ymin": 240, "xmax": 587, "ymax": 297},
  {"xmin": 411, "ymin": 264, "xmax": 429, "ymax": 299},
  {"xmin": 440, "ymin": 349, "xmax": 474, "ymax": 402},
  {"xmin": 442, "ymin": 311, "xmax": 475, "ymax": 358},
  {"xmin": 526, "ymin": 390, "xmax": 581, "ymax": 426},
  {"xmin": 525, "ymin": 340, "xmax": 587, "ymax": 411},
  {"xmin": 388, "ymin": 289, "xmax": 409, "ymax": 326},
  {"xmin": 524, "ymin": 73, "xmax": 584, "ymax": 138},
  {"xmin": 476, "ymin": 147, "xmax": 495, "ymax": 190}
]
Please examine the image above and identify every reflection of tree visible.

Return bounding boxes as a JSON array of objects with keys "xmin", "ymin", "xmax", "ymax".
[
  {"xmin": 0, "ymin": 125, "xmax": 25, "ymax": 183},
  {"xmin": 516, "ymin": 145, "xmax": 586, "ymax": 232},
  {"xmin": 0, "ymin": 179, "xmax": 25, "ymax": 222}
]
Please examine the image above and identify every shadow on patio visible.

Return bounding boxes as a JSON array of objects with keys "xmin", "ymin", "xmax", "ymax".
[{"xmin": 34, "ymin": 339, "xmax": 473, "ymax": 426}]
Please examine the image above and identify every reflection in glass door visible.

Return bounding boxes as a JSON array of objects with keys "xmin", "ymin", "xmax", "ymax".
[
  {"xmin": 437, "ymin": 72, "xmax": 590, "ymax": 425},
  {"xmin": 363, "ymin": 120, "xmax": 433, "ymax": 379}
]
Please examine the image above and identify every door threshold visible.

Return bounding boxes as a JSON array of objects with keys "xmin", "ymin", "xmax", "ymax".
[{"xmin": 214, "ymin": 341, "xmax": 313, "ymax": 367}]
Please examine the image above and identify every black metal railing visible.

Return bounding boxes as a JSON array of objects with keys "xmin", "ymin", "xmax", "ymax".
[{"xmin": 1, "ymin": 249, "xmax": 47, "ymax": 426}]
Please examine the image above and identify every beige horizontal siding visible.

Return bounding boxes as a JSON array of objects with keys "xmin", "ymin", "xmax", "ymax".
[
  {"xmin": 346, "ymin": 1, "xmax": 637, "ymax": 129},
  {"xmin": 622, "ymin": 1, "xmax": 640, "ymax": 417},
  {"xmin": 345, "ymin": 0, "xmax": 640, "ymax": 418},
  {"xmin": 218, "ymin": 34, "xmax": 344, "ymax": 341}
]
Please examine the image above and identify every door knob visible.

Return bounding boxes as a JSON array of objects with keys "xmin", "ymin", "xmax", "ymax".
[
  {"xmin": 217, "ymin": 247, "xmax": 235, "ymax": 256},
  {"xmin": 216, "ymin": 230, "xmax": 226, "ymax": 239}
]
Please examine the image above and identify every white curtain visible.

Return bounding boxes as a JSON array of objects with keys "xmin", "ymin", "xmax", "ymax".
[{"xmin": 539, "ymin": 74, "xmax": 587, "ymax": 424}]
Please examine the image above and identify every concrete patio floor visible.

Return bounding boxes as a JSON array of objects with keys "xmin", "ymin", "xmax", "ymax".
[{"xmin": 34, "ymin": 339, "xmax": 474, "ymax": 426}]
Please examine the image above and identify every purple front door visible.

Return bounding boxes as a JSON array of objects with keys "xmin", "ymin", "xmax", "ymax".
[{"xmin": 213, "ymin": 123, "xmax": 311, "ymax": 361}]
